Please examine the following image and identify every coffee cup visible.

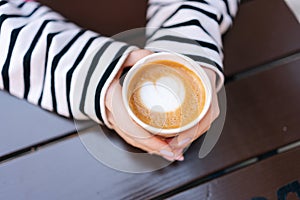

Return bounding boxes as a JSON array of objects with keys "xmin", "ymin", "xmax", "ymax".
[{"xmin": 122, "ymin": 52, "xmax": 212, "ymax": 137}]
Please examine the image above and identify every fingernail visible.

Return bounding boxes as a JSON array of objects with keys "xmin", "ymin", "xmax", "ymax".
[
  {"xmin": 177, "ymin": 156, "xmax": 184, "ymax": 161},
  {"xmin": 160, "ymin": 149, "xmax": 174, "ymax": 157},
  {"xmin": 178, "ymin": 137, "xmax": 191, "ymax": 147},
  {"xmin": 163, "ymin": 156, "xmax": 175, "ymax": 162},
  {"xmin": 175, "ymin": 148, "xmax": 184, "ymax": 156}
]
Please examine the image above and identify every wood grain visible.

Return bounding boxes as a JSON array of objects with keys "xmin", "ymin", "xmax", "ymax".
[
  {"xmin": 0, "ymin": 91, "xmax": 93, "ymax": 157},
  {"xmin": 2, "ymin": 1, "xmax": 300, "ymax": 198},
  {"xmin": 223, "ymin": 0, "xmax": 300, "ymax": 75},
  {"xmin": 170, "ymin": 146, "xmax": 300, "ymax": 200},
  {"xmin": 37, "ymin": 0, "xmax": 147, "ymax": 37},
  {"xmin": 38, "ymin": 0, "xmax": 300, "ymax": 76},
  {"xmin": 1, "ymin": 59, "xmax": 300, "ymax": 199}
]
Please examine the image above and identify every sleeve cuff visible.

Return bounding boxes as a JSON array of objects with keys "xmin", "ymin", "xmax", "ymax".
[{"xmin": 100, "ymin": 46, "xmax": 139, "ymax": 128}]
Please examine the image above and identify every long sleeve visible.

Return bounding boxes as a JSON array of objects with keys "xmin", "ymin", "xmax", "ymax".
[
  {"xmin": 0, "ymin": 0, "xmax": 138, "ymax": 126},
  {"xmin": 145, "ymin": 0, "xmax": 239, "ymax": 90}
]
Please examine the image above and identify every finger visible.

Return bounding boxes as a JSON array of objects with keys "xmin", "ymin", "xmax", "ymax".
[
  {"xmin": 105, "ymin": 79, "xmax": 118, "ymax": 112},
  {"xmin": 107, "ymin": 112, "xmax": 153, "ymax": 154},
  {"xmin": 170, "ymin": 123, "xmax": 211, "ymax": 158},
  {"xmin": 203, "ymin": 68, "xmax": 220, "ymax": 121},
  {"xmin": 108, "ymin": 78, "xmax": 179, "ymax": 161},
  {"xmin": 122, "ymin": 49, "xmax": 153, "ymax": 68},
  {"xmin": 169, "ymin": 68, "xmax": 221, "ymax": 150},
  {"xmin": 106, "ymin": 70, "xmax": 178, "ymax": 160},
  {"xmin": 109, "ymin": 111, "xmax": 177, "ymax": 161},
  {"xmin": 107, "ymin": 111, "xmax": 156, "ymax": 155},
  {"xmin": 114, "ymin": 50, "xmax": 154, "ymax": 84},
  {"xmin": 107, "ymin": 49, "xmax": 154, "ymax": 110},
  {"xmin": 211, "ymin": 87, "xmax": 220, "ymax": 121},
  {"xmin": 169, "ymin": 106, "xmax": 214, "ymax": 149},
  {"xmin": 171, "ymin": 92, "xmax": 219, "ymax": 149}
]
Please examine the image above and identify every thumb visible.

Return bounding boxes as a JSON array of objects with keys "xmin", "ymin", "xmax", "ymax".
[{"xmin": 122, "ymin": 49, "xmax": 153, "ymax": 67}]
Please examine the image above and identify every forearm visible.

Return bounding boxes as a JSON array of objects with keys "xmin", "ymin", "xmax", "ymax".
[
  {"xmin": 0, "ymin": 0, "xmax": 137, "ymax": 125},
  {"xmin": 145, "ymin": 0, "xmax": 239, "ymax": 90}
]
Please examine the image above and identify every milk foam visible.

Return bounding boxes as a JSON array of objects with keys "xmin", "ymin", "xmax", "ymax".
[{"xmin": 139, "ymin": 76, "xmax": 185, "ymax": 112}]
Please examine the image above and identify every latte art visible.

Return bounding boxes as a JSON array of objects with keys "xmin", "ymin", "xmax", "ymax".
[
  {"xmin": 127, "ymin": 60, "xmax": 206, "ymax": 129},
  {"xmin": 140, "ymin": 75, "xmax": 185, "ymax": 112}
]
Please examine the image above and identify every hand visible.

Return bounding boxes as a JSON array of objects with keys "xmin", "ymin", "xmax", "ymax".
[
  {"xmin": 105, "ymin": 49, "xmax": 183, "ymax": 161},
  {"xmin": 105, "ymin": 49, "xmax": 220, "ymax": 161},
  {"xmin": 168, "ymin": 68, "xmax": 220, "ymax": 155}
]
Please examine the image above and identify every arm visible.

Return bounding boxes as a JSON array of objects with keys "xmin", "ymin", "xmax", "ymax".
[
  {"xmin": 142, "ymin": 0, "xmax": 239, "ymax": 154},
  {"xmin": 145, "ymin": 0, "xmax": 239, "ymax": 91},
  {"xmin": 0, "ymin": 0, "xmax": 178, "ymax": 161},
  {"xmin": 104, "ymin": 0, "xmax": 240, "ymax": 161},
  {"xmin": 0, "ymin": 0, "xmax": 137, "ymax": 125}
]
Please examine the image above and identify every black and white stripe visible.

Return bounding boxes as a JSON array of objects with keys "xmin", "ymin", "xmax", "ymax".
[
  {"xmin": 95, "ymin": 44, "xmax": 129, "ymax": 122},
  {"xmin": 2, "ymin": 25, "xmax": 24, "ymax": 91},
  {"xmin": 38, "ymin": 31, "xmax": 61, "ymax": 106},
  {"xmin": 79, "ymin": 40, "xmax": 113, "ymax": 117},
  {"xmin": 0, "ymin": 0, "xmax": 238, "ymax": 127},
  {"xmin": 146, "ymin": 0, "xmax": 239, "ymax": 91},
  {"xmin": 50, "ymin": 29, "xmax": 86, "ymax": 114},
  {"xmin": 0, "ymin": 0, "xmax": 138, "ymax": 124},
  {"xmin": 0, "ymin": 1, "xmax": 8, "ymax": 7},
  {"xmin": 23, "ymin": 19, "xmax": 60, "ymax": 99},
  {"xmin": 65, "ymin": 36, "xmax": 99, "ymax": 118}
]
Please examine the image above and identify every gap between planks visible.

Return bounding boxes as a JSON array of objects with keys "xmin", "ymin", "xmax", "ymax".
[
  {"xmin": 0, "ymin": 47, "xmax": 299, "ymax": 174},
  {"xmin": 150, "ymin": 139, "xmax": 300, "ymax": 200},
  {"xmin": 225, "ymin": 51, "xmax": 300, "ymax": 84},
  {"xmin": 0, "ymin": 125, "xmax": 96, "ymax": 164}
]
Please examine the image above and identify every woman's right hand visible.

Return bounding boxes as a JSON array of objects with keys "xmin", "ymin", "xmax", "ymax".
[{"xmin": 104, "ymin": 50, "xmax": 184, "ymax": 161}]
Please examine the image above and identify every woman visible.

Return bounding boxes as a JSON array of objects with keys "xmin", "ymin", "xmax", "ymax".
[{"xmin": 0, "ymin": 0, "xmax": 238, "ymax": 161}]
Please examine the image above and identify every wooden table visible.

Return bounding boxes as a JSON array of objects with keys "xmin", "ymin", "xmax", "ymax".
[{"xmin": 1, "ymin": 0, "xmax": 300, "ymax": 199}]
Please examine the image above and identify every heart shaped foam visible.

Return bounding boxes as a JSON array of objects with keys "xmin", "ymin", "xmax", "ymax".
[{"xmin": 139, "ymin": 75, "xmax": 185, "ymax": 112}]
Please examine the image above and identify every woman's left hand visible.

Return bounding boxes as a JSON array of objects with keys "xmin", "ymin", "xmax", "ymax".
[{"xmin": 105, "ymin": 49, "xmax": 220, "ymax": 161}]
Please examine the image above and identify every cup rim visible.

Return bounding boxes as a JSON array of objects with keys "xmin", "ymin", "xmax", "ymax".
[{"xmin": 122, "ymin": 52, "xmax": 212, "ymax": 136}]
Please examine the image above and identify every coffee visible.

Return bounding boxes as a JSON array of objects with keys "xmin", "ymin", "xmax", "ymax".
[{"xmin": 127, "ymin": 60, "xmax": 206, "ymax": 130}]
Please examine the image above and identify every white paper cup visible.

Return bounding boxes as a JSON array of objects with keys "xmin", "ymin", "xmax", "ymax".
[{"xmin": 122, "ymin": 52, "xmax": 212, "ymax": 137}]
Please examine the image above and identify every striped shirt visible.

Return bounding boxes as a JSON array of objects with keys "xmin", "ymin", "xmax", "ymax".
[{"xmin": 0, "ymin": 0, "xmax": 238, "ymax": 127}]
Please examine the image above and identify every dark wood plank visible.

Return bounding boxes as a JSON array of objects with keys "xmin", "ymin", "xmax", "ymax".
[
  {"xmin": 219, "ymin": 58, "xmax": 300, "ymax": 162},
  {"xmin": 0, "ymin": 91, "xmax": 92, "ymax": 157},
  {"xmin": 170, "ymin": 146, "xmax": 300, "ymax": 200},
  {"xmin": 223, "ymin": 0, "xmax": 300, "ymax": 75},
  {"xmin": 38, "ymin": 0, "xmax": 300, "ymax": 76},
  {"xmin": 1, "ymin": 59, "xmax": 300, "ymax": 199},
  {"xmin": 37, "ymin": 0, "xmax": 147, "ymax": 37}
]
